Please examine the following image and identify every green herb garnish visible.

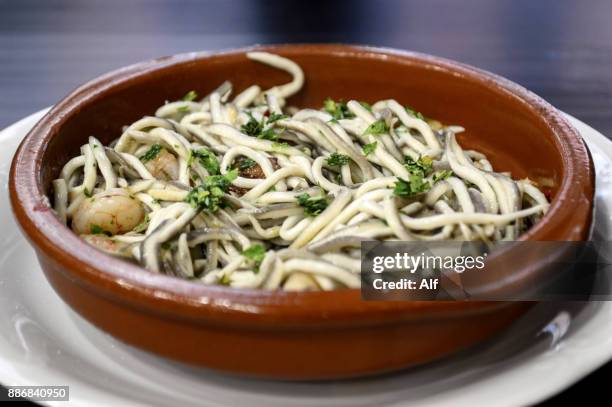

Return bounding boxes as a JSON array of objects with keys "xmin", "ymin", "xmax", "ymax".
[
  {"xmin": 405, "ymin": 105, "xmax": 425, "ymax": 120},
  {"xmin": 359, "ymin": 101, "xmax": 372, "ymax": 112},
  {"xmin": 184, "ymin": 170, "xmax": 238, "ymax": 212},
  {"xmin": 364, "ymin": 119, "xmax": 389, "ymax": 136},
  {"xmin": 240, "ymin": 113, "xmax": 279, "ymax": 141},
  {"xmin": 259, "ymin": 127, "xmax": 278, "ymax": 141},
  {"xmin": 177, "ymin": 105, "xmax": 190, "ymax": 112},
  {"xmin": 326, "ymin": 152, "xmax": 351, "ymax": 167},
  {"xmin": 242, "ymin": 244, "xmax": 266, "ymax": 272},
  {"xmin": 140, "ymin": 144, "xmax": 163, "ymax": 163},
  {"xmin": 296, "ymin": 193, "xmax": 329, "ymax": 217},
  {"xmin": 182, "ymin": 90, "xmax": 198, "ymax": 102},
  {"xmin": 189, "ymin": 148, "xmax": 220, "ymax": 175},
  {"xmin": 90, "ymin": 224, "xmax": 112, "ymax": 236},
  {"xmin": 83, "ymin": 187, "xmax": 92, "ymax": 198},
  {"xmin": 132, "ymin": 214, "xmax": 150, "ymax": 233},
  {"xmin": 238, "ymin": 158, "xmax": 257, "ymax": 170},
  {"xmin": 404, "ymin": 155, "xmax": 433, "ymax": 177},
  {"xmin": 393, "ymin": 175, "xmax": 431, "ymax": 198},
  {"xmin": 267, "ymin": 113, "xmax": 289, "ymax": 123},
  {"xmin": 433, "ymin": 170, "xmax": 453, "ymax": 183},
  {"xmin": 240, "ymin": 114, "xmax": 264, "ymax": 137},
  {"xmin": 323, "ymin": 98, "xmax": 355, "ymax": 120},
  {"xmin": 362, "ymin": 141, "xmax": 378, "ymax": 156},
  {"xmin": 394, "ymin": 156, "xmax": 437, "ymax": 197}
]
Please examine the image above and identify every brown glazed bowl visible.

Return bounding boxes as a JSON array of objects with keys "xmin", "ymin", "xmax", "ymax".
[{"xmin": 9, "ymin": 44, "xmax": 594, "ymax": 380}]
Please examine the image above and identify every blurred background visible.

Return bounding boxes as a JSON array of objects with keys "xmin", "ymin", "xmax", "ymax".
[
  {"xmin": 1, "ymin": 0, "xmax": 612, "ymax": 134},
  {"xmin": 1, "ymin": 0, "xmax": 611, "ymax": 405}
]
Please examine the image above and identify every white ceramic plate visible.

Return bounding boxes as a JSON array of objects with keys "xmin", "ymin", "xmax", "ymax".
[{"xmin": 1, "ymin": 110, "xmax": 612, "ymax": 407}]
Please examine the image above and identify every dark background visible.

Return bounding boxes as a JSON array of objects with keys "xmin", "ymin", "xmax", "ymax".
[{"xmin": 1, "ymin": 0, "xmax": 611, "ymax": 405}]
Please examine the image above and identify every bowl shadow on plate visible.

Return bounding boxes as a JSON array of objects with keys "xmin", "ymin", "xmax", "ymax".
[{"xmin": 69, "ymin": 301, "xmax": 598, "ymax": 405}]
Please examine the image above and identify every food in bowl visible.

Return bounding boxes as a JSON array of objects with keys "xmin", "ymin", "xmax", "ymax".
[{"xmin": 50, "ymin": 52, "xmax": 550, "ymax": 291}]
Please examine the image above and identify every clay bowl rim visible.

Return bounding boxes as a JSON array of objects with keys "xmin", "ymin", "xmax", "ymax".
[{"xmin": 9, "ymin": 43, "xmax": 593, "ymax": 326}]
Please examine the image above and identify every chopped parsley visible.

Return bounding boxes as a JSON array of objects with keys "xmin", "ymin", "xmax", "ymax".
[
  {"xmin": 177, "ymin": 105, "xmax": 190, "ymax": 112},
  {"xmin": 404, "ymin": 155, "xmax": 433, "ymax": 177},
  {"xmin": 90, "ymin": 224, "xmax": 112, "ymax": 236},
  {"xmin": 182, "ymin": 90, "xmax": 198, "ymax": 102},
  {"xmin": 83, "ymin": 187, "xmax": 92, "ymax": 198},
  {"xmin": 323, "ymin": 98, "xmax": 355, "ymax": 120},
  {"xmin": 326, "ymin": 152, "xmax": 351, "ymax": 167},
  {"xmin": 260, "ymin": 128, "xmax": 278, "ymax": 141},
  {"xmin": 240, "ymin": 114, "xmax": 263, "ymax": 137},
  {"xmin": 242, "ymin": 244, "xmax": 266, "ymax": 272},
  {"xmin": 240, "ymin": 113, "xmax": 279, "ymax": 141},
  {"xmin": 296, "ymin": 193, "xmax": 329, "ymax": 217},
  {"xmin": 267, "ymin": 113, "xmax": 289, "ymax": 123},
  {"xmin": 405, "ymin": 105, "xmax": 425, "ymax": 120},
  {"xmin": 359, "ymin": 101, "xmax": 372, "ymax": 112},
  {"xmin": 433, "ymin": 170, "xmax": 453, "ymax": 183},
  {"xmin": 362, "ymin": 141, "xmax": 378, "ymax": 156},
  {"xmin": 393, "ymin": 156, "xmax": 447, "ymax": 198},
  {"xmin": 364, "ymin": 119, "xmax": 389, "ymax": 136},
  {"xmin": 189, "ymin": 148, "xmax": 220, "ymax": 175},
  {"xmin": 140, "ymin": 144, "xmax": 163, "ymax": 163},
  {"xmin": 237, "ymin": 157, "xmax": 257, "ymax": 170},
  {"xmin": 184, "ymin": 170, "xmax": 238, "ymax": 212},
  {"xmin": 393, "ymin": 175, "xmax": 431, "ymax": 198},
  {"xmin": 132, "ymin": 214, "xmax": 150, "ymax": 233}
]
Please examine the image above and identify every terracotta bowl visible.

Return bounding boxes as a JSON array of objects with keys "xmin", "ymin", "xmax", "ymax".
[{"xmin": 9, "ymin": 44, "xmax": 594, "ymax": 380}]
